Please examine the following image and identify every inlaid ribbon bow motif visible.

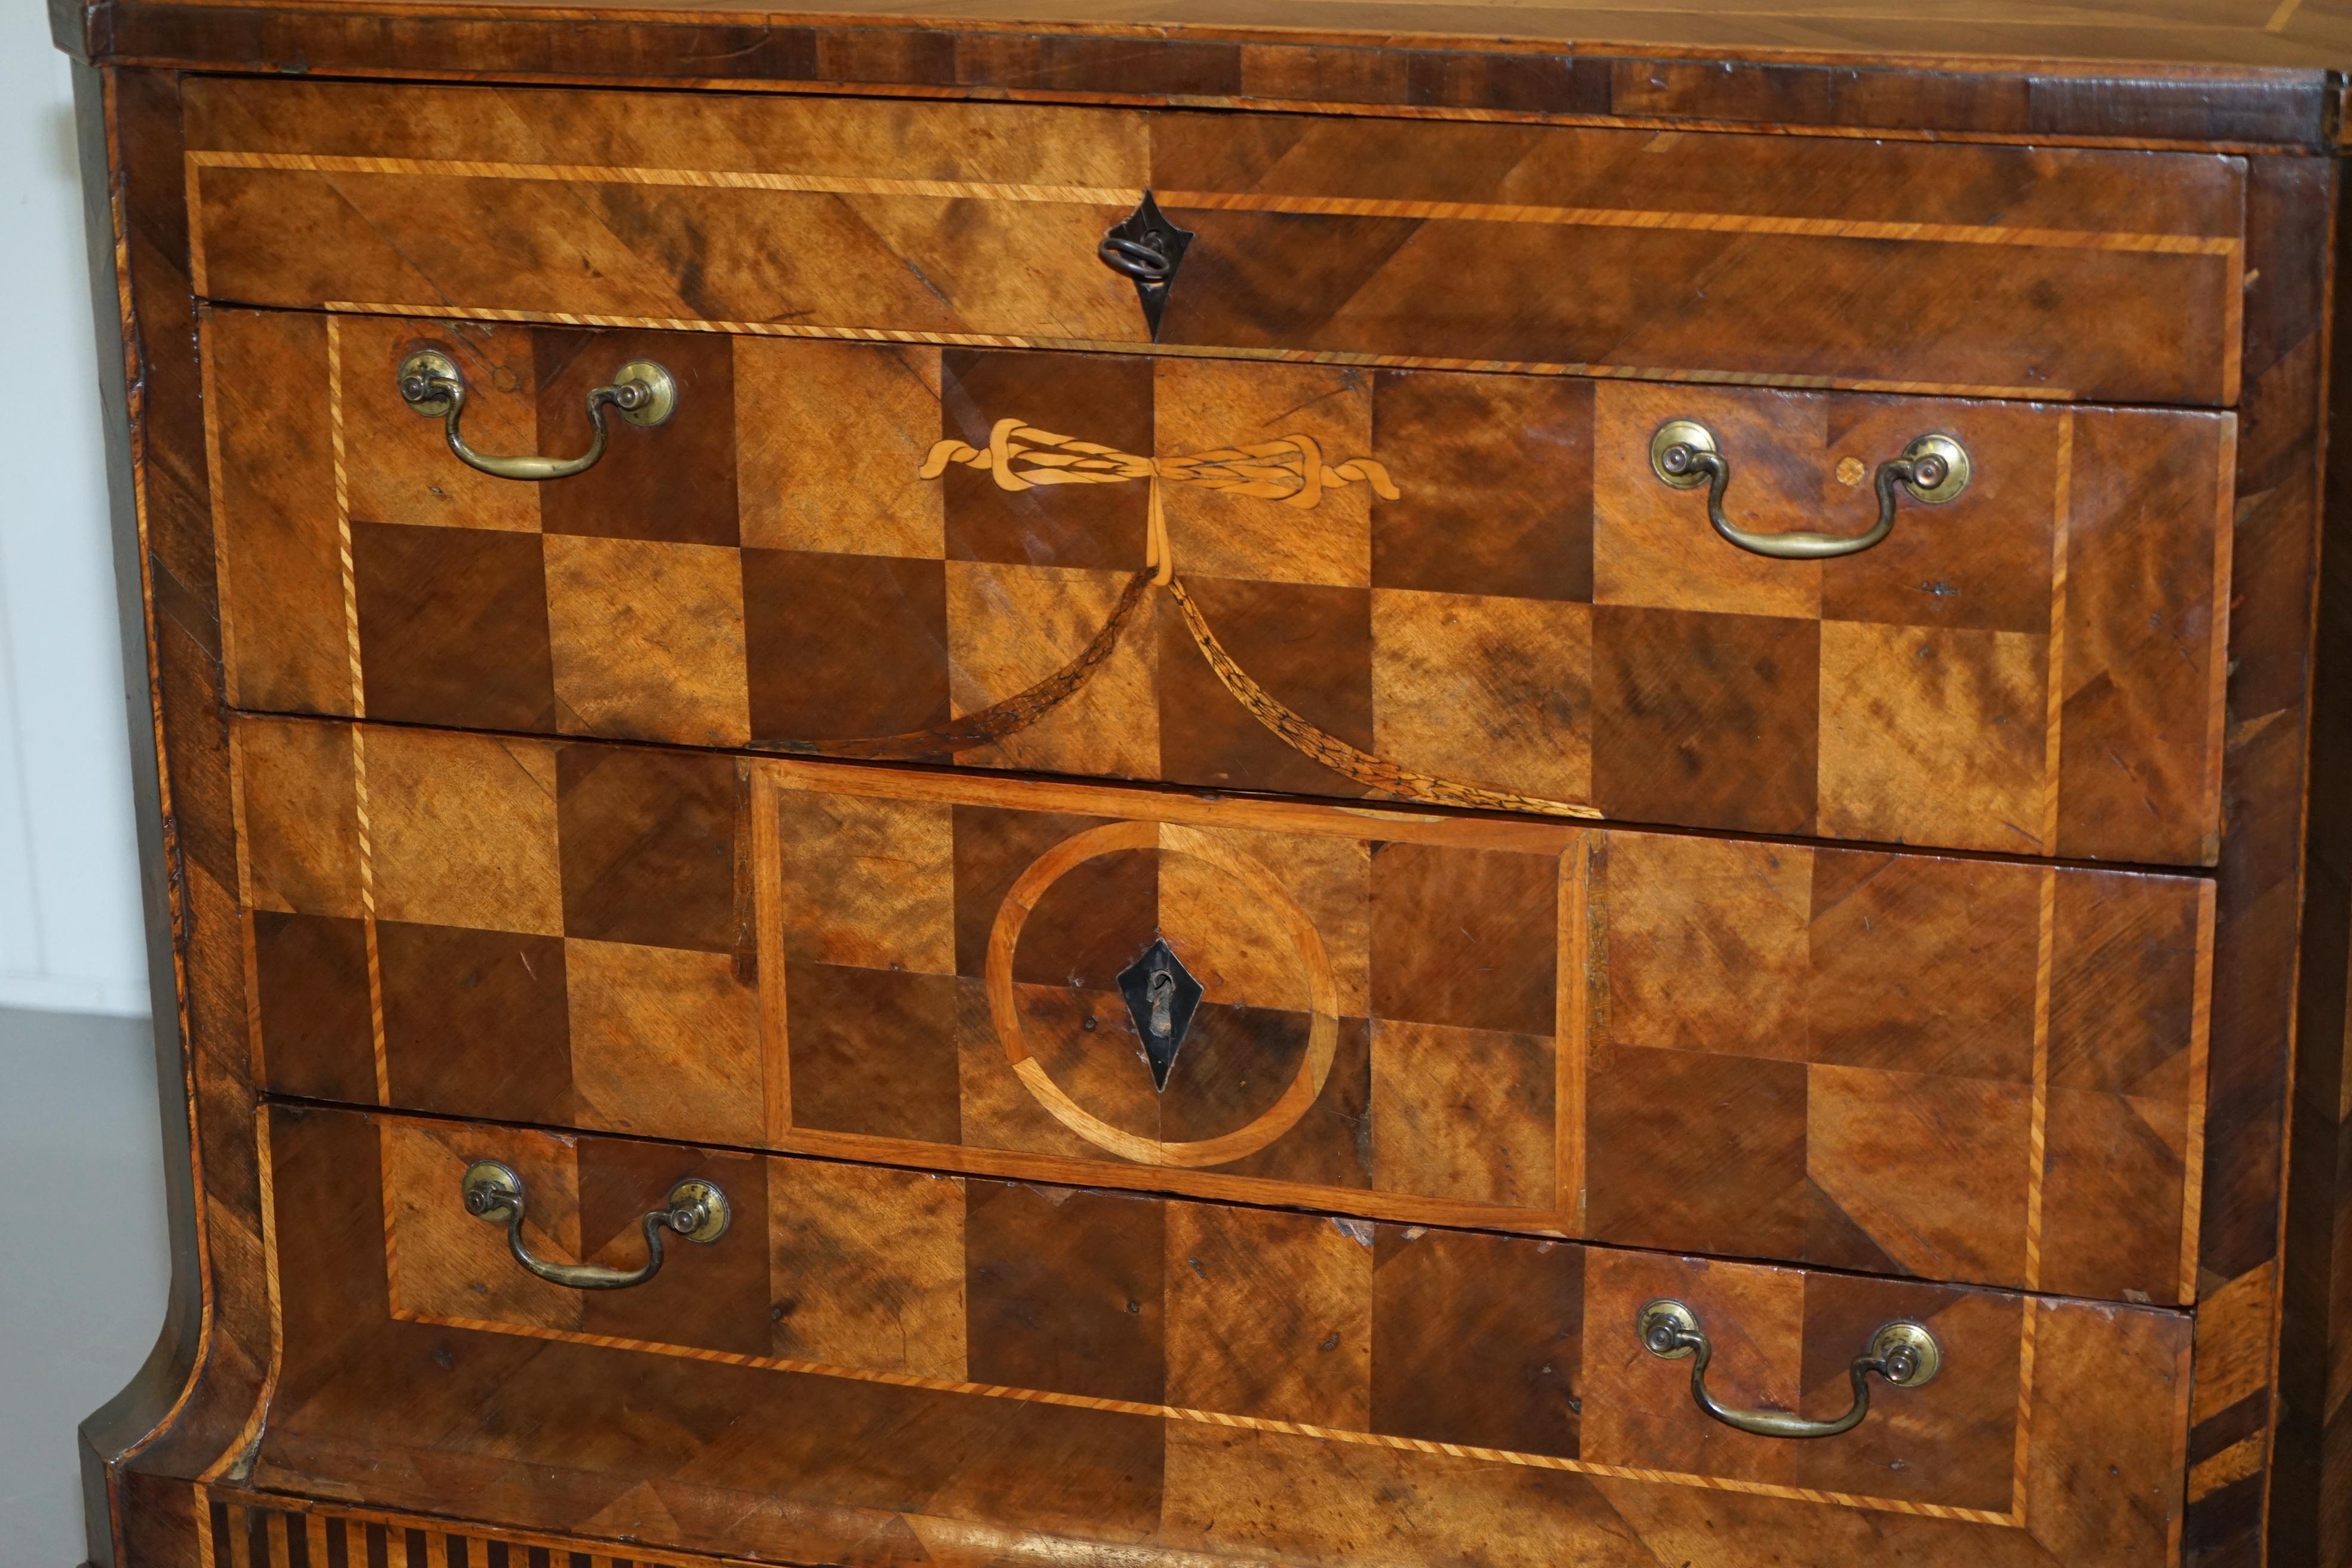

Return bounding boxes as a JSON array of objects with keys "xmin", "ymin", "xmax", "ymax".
[
  {"xmin": 920, "ymin": 416, "xmax": 1402, "ymax": 587},
  {"xmin": 761, "ymin": 415, "xmax": 1598, "ymax": 822}
]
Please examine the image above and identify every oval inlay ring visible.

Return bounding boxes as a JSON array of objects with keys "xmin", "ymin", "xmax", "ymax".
[{"xmin": 983, "ymin": 819, "xmax": 1340, "ymax": 1168}]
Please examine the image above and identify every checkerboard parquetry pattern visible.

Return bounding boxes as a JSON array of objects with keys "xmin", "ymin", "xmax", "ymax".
[
  {"xmin": 210, "ymin": 311, "xmax": 2232, "ymax": 866},
  {"xmin": 376, "ymin": 1110, "xmax": 2046, "ymax": 1521},
  {"xmin": 235, "ymin": 713, "xmax": 2212, "ymax": 1309}
]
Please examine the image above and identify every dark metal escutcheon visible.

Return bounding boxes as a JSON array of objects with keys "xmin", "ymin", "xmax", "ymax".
[
  {"xmin": 1100, "ymin": 191, "xmax": 1195, "ymax": 341},
  {"xmin": 1117, "ymin": 936, "xmax": 1203, "ymax": 1091}
]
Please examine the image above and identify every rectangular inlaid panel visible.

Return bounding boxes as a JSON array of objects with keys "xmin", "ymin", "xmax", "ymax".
[
  {"xmin": 179, "ymin": 78, "xmax": 2244, "ymax": 405},
  {"xmin": 258, "ymin": 1102, "xmax": 2191, "ymax": 1560},
  {"xmin": 234, "ymin": 713, "xmax": 2215, "ymax": 1305},
  {"xmin": 211, "ymin": 313, "xmax": 2234, "ymax": 865}
]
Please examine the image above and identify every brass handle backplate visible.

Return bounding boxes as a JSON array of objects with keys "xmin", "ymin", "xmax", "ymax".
[
  {"xmin": 1649, "ymin": 419, "xmax": 1971, "ymax": 559},
  {"xmin": 399, "ymin": 350, "xmax": 677, "ymax": 481},
  {"xmin": 1636, "ymin": 1298, "xmax": 1941, "ymax": 1440},
  {"xmin": 461, "ymin": 1159, "xmax": 728, "ymax": 1291}
]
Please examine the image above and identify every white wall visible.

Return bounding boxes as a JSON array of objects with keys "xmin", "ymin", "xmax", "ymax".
[
  {"xmin": 0, "ymin": 26, "xmax": 173, "ymax": 1568},
  {"xmin": 0, "ymin": 41, "xmax": 150, "ymax": 1018}
]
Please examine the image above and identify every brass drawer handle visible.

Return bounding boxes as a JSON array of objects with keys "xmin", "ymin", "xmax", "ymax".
[
  {"xmin": 1649, "ymin": 420, "xmax": 1971, "ymax": 559},
  {"xmin": 460, "ymin": 1159, "xmax": 729, "ymax": 1290},
  {"xmin": 397, "ymin": 350, "xmax": 676, "ymax": 481},
  {"xmin": 1636, "ymin": 1299, "xmax": 1941, "ymax": 1440}
]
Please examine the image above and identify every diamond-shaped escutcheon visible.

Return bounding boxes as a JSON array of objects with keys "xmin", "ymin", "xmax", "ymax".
[
  {"xmin": 1116, "ymin": 936, "xmax": 1204, "ymax": 1092},
  {"xmin": 1098, "ymin": 191, "xmax": 1195, "ymax": 341}
]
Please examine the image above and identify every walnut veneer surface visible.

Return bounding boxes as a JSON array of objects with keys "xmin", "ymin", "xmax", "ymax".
[{"xmin": 50, "ymin": 2, "xmax": 2352, "ymax": 1567}]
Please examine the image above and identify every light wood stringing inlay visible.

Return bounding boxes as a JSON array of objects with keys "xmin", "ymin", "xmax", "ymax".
[
  {"xmin": 360, "ymin": 1114, "xmax": 2031, "ymax": 1531},
  {"xmin": 183, "ymin": 150, "xmax": 2241, "ymax": 258},
  {"xmin": 321, "ymin": 301, "xmax": 2088, "ymax": 400}
]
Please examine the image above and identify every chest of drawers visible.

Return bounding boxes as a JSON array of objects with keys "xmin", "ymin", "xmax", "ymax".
[{"xmin": 53, "ymin": 2, "xmax": 2352, "ymax": 1565}]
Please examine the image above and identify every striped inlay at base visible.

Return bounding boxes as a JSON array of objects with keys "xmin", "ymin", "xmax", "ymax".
[{"xmin": 199, "ymin": 1487, "xmax": 752, "ymax": 1568}]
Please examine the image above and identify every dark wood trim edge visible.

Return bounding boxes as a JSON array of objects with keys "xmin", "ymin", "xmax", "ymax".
[
  {"xmin": 2179, "ymin": 152, "xmax": 2338, "ymax": 1568},
  {"xmin": 2271, "ymin": 154, "xmax": 2352, "ymax": 1568},
  {"xmin": 53, "ymin": 0, "xmax": 2350, "ymax": 152},
  {"xmin": 65, "ymin": 59, "xmax": 209, "ymax": 1568}
]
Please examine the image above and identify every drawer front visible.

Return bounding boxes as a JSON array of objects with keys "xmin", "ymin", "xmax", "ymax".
[
  {"xmin": 183, "ymin": 78, "xmax": 2246, "ymax": 406},
  {"xmin": 260, "ymin": 1101, "xmax": 2192, "ymax": 1565},
  {"xmin": 211, "ymin": 309, "xmax": 2232, "ymax": 864},
  {"xmin": 235, "ymin": 714, "xmax": 2213, "ymax": 1306}
]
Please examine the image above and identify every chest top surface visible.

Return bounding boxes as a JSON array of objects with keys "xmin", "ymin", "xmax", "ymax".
[
  {"xmin": 53, "ymin": 0, "xmax": 2352, "ymax": 62},
  {"xmin": 53, "ymin": 0, "xmax": 2352, "ymax": 152}
]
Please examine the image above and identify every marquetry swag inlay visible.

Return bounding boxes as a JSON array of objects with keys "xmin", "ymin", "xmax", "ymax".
[{"xmin": 899, "ymin": 416, "xmax": 1601, "ymax": 820}]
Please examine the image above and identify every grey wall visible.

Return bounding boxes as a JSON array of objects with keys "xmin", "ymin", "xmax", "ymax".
[
  {"xmin": 0, "ymin": 11, "xmax": 179, "ymax": 1567},
  {"xmin": 0, "ymin": 1008, "xmax": 170, "ymax": 1565}
]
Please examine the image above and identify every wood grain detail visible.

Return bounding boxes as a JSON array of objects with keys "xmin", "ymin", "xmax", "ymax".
[
  {"xmin": 230, "ymin": 714, "xmax": 2213, "ymax": 1306},
  {"xmin": 184, "ymin": 148, "xmax": 2239, "ymax": 259},
  {"xmin": 397, "ymin": 1294, "xmax": 2028, "ymax": 1525},
  {"xmin": 354, "ymin": 1107, "xmax": 2103, "ymax": 1529},
  {"xmin": 181, "ymin": 78, "xmax": 2247, "ymax": 406},
  {"xmin": 79, "ymin": 48, "xmax": 2336, "ymax": 1568},
  {"xmin": 323, "ymin": 301, "xmax": 2086, "ymax": 400},
  {"xmin": 982, "ymin": 817, "xmax": 1342, "ymax": 1167},
  {"xmin": 754, "ymin": 772, "xmax": 790, "ymax": 1146},
  {"xmin": 2040, "ymin": 412, "xmax": 2071, "ymax": 855},
  {"xmin": 2183, "ymin": 878, "xmax": 2217, "ymax": 1307},
  {"xmin": 2026, "ymin": 867, "xmax": 2056, "ymax": 1295},
  {"xmin": 62, "ymin": 2, "xmax": 2352, "ymax": 155},
  {"xmin": 232, "ymin": 327, "xmax": 2244, "ymax": 865},
  {"xmin": 1557, "ymin": 838, "xmax": 1588, "ymax": 1226}
]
